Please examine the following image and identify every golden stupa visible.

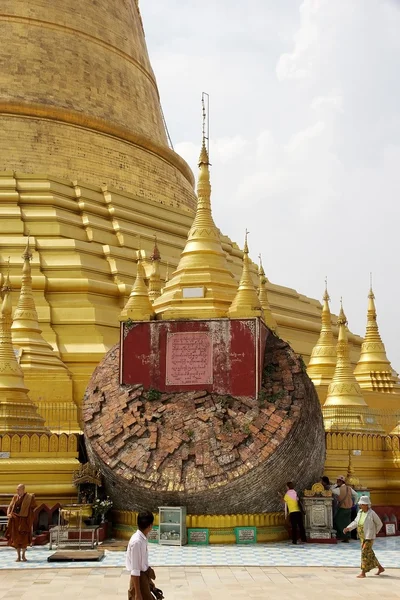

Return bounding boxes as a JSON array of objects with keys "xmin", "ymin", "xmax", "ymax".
[
  {"xmin": 0, "ymin": 273, "xmax": 47, "ymax": 433},
  {"xmin": 228, "ymin": 232, "xmax": 263, "ymax": 319},
  {"xmin": 120, "ymin": 250, "xmax": 155, "ymax": 322},
  {"xmin": 324, "ymin": 302, "xmax": 367, "ymax": 408},
  {"xmin": 0, "ymin": 1, "xmax": 399, "ymax": 507},
  {"xmin": 11, "ymin": 239, "xmax": 80, "ymax": 432},
  {"xmin": 307, "ymin": 282, "xmax": 336, "ymax": 386},
  {"xmin": 354, "ymin": 285, "xmax": 400, "ymax": 391},
  {"xmin": 153, "ymin": 142, "xmax": 238, "ymax": 319}
]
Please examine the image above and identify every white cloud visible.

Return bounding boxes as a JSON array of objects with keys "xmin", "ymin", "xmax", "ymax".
[
  {"xmin": 276, "ymin": 0, "xmax": 322, "ymax": 81},
  {"xmin": 311, "ymin": 95, "xmax": 343, "ymax": 113},
  {"xmin": 141, "ymin": 0, "xmax": 400, "ymax": 369},
  {"xmin": 285, "ymin": 121, "xmax": 325, "ymax": 152}
]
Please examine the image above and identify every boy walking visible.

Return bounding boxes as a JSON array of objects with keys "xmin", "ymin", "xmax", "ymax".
[{"xmin": 126, "ymin": 511, "xmax": 155, "ymax": 600}]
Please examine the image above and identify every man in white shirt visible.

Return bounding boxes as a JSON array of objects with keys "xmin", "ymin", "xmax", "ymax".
[{"xmin": 126, "ymin": 511, "xmax": 155, "ymax": 600}]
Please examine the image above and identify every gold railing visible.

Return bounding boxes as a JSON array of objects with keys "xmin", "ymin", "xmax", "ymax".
[
  {"xmin": 0, "ymin": 402, "xmax": 82, "ymax": 435},
  {"xmin": 0, "ymin": 432, "xmax": 78, "ymax": 454},
  {"xmin": 322, "ymin": 406, "xmax": 400, "ymax": 435},
  {"xmin": 113, "ymin": 510, "xmax": 285, "ymax": 529},
  {"xmin": 326, "ymin": 431, "xmax": 400, "ymax": 451}
]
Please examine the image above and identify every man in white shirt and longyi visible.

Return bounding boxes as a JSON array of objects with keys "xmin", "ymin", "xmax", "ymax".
[{"xmin": 126, "ymin": 511, "xmax": 156, "ymax": 600}]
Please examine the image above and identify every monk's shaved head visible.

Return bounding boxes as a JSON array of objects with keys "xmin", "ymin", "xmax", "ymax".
[{"xmin": 17, "ymin": 484, "xmax": 25, "ymax": 495}]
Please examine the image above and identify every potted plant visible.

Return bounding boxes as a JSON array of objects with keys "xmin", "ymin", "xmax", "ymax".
[{"xmin": 92, "ymin": 497, "xmax": 113, "ymax": 524}]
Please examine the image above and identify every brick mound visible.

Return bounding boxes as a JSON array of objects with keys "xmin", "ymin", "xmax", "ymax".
[{"xmin": 83, "ymin": 335, "xmax": 325, "ymax": 514}]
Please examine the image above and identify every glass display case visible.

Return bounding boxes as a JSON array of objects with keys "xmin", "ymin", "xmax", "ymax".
[{"xmin": 158, "ymin": 506, "xmax": 187, "ymax": 546}]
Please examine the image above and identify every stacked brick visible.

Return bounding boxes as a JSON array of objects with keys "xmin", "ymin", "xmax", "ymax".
[{"xmin": 83, "ymin": 335, "xmax": 325, "ymax": 514}]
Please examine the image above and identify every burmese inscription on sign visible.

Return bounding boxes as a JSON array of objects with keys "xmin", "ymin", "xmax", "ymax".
[
  {"xmin": 385, "ymin": 523, "xmax": 396, "ymax": 536},
  {"xmin": 166, "ymin": 332, "xmax": 213, "ymax": 386},
  {"xmin": 188, "ymin": 529, "xmax": 209, "ymax": 545},
  {"xmin": 310, "ymin": 531, "xmax": 331, "ymax": 539},
  {"xmin": 235, "ymin": 526, "xmax": 257, "ymax": 544},
  {"xmin": 148, "ymin": 526, "xmax": 159, "ymax": 543}
]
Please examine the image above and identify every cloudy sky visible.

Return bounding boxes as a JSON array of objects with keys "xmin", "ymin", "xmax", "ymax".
[{"xmin": 141, "ymin": 0, "xmax": 400, "ymax": 368}]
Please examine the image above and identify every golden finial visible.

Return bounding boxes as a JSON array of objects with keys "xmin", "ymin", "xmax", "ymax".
[
  {"xmin": 337, "ymin": 297, "xmax": 347, "ymax": 327},
  {"xmin": 323, "ymin": 276, "xmax": 330, "ymax": 302},
  {"xmin": 346, "ymin": 451, "xmax": 361, "ymax": 488},
  {"xmin": 150, "ymin": 234, "xmax": 161, "ymax": 262},
  {"xmin": 257, "ymin": 254, "xmax": 278, "ymax": 332},
  {"xmin": 22, "ymin": 233, "xmax": 32, "ymax": 262},
  {"xmin": 136, "ymin": 235, "xmax": 142, "ymax": 261},
  {"xmin": 153, "ymin": 97, "xmax": 237, "ymax": 319},
  {"xmin": 354, "ymin": 279, "xmax": 399, "ymax": 391},
  {"xmin": 119, "ymin": 250, "xmax": 155, "ymax": 322},
  {"xmin": 1, "ymin": 258, "xmax": 11, "ymax": 296},
  {"xmin": 307, "ymin": 279, "xmax": 337, "ymax": 386},
  {"xmin": 148, "ymin": 234, "xmax": 162, "ymax": 302},
  {"xmin": 228, "ymin": 231, "xmax": 263, "ymax": 319},
  {"xmin": 258, "ymin": 254, "xmax": 264, "ymax": 275},
  {"xmin": 165, "ymin": 262, "xmax": 170, "ymax": 283}
]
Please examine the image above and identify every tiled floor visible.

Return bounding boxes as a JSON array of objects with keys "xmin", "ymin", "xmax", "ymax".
[
  {"xmin": 0, "ymin": 565, "xmax": 400, "ymax": 600},
  {"xmin": 0, "ymin": 537, "xmax": 399, "ymax": 570}
]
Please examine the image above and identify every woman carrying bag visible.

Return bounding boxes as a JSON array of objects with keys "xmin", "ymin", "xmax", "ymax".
[{"xmin": 343, "ymin": 496, "xmax": 385, "ymax": 578}]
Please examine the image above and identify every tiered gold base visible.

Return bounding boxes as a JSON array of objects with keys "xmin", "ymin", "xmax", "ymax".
[
  {"xmin": 0, "ymin": 433, "xmax": 79, "ymax": 504},
  {"xmin": 112, "ymin": 511, "xmax": 287, "ymax": 544},
  {"xmin": 325, "ymin": 432, "xmax": 400, "ymax": 505}
]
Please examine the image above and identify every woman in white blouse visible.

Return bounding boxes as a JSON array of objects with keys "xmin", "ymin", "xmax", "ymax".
[{"xmin": 344, "ymin": 496, "xmax": 384, "ymax": 578}]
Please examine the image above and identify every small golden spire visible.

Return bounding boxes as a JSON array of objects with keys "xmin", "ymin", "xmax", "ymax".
[
  {"xmin": 0, "ymin": 271, "xmax": 47, "ymax": 433},
  {"xmin": 257, "ymin": 254, "xmax": 277, "ymax": 331},
  {"xmin": 307, "ymin": 278, "xmax": 337, "ymax": 386},
  {"xmin": 324, "ymin": 301, "xmax": 366, "ymax": 407},
  {"xmin": 228, "ymin": 231, "xmax": 263, "ymax": 319},
  {"xmin": 119, "ymin": 251, "xmax": 155, "ymax": 321},
  {"xmin": 148, "ymin": 234, "xmax": 162, "ymax": 303},
  {"xmin": 11, "ymin": 238, "xmax": 79, "ymax": 432},
  {"xmin": 165, "ymin": 262, "xmax": 170, "ymax": 284},
  {"xmin": 354, "ymin": 282, "xmax": 399, "ymax": 391},
  {"xmin": 12, "ymin": 238, "xmax": 68, "ymax": 366},
  {"xmin": 153, "ymin": 110, "xmax": 237, "ymax": 319},
  {"xmin": 323, "ymin": 301, "xmax": 384, "ymax": 433}
]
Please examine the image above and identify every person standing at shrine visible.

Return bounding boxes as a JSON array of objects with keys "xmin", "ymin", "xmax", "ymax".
[
  {"xmin": 283, "ymin": 482, "xmax": 307, "ymax": 545},
  {"xmin": 344, "ymin": 496, "xmax": 384, "ymax": 578},
  {"xmin": 126, "ymin": 511, "xmax": 157, "ymax": 600},
  {"xmin": 6, "ymin": 484, "xmax": 36, "ymax": 562},
  {"xmin": 332, "ymin": 475, "xmax": 358, "ymax": 542}
]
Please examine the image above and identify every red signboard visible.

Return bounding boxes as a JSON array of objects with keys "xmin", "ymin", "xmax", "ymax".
[{"xmin": 120, "ymin": 318, "xmax": 268, "ymax": 397}]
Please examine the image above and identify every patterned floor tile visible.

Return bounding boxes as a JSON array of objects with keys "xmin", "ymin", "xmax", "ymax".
[{"xmin": 0, "ymin": 537, "xmax": 399, "ymax": 570}]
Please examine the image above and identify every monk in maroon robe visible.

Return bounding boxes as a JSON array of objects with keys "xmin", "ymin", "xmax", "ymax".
[{"xmin": 6, "ymin": 484, "xmax": 36, "ymax": 562}]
